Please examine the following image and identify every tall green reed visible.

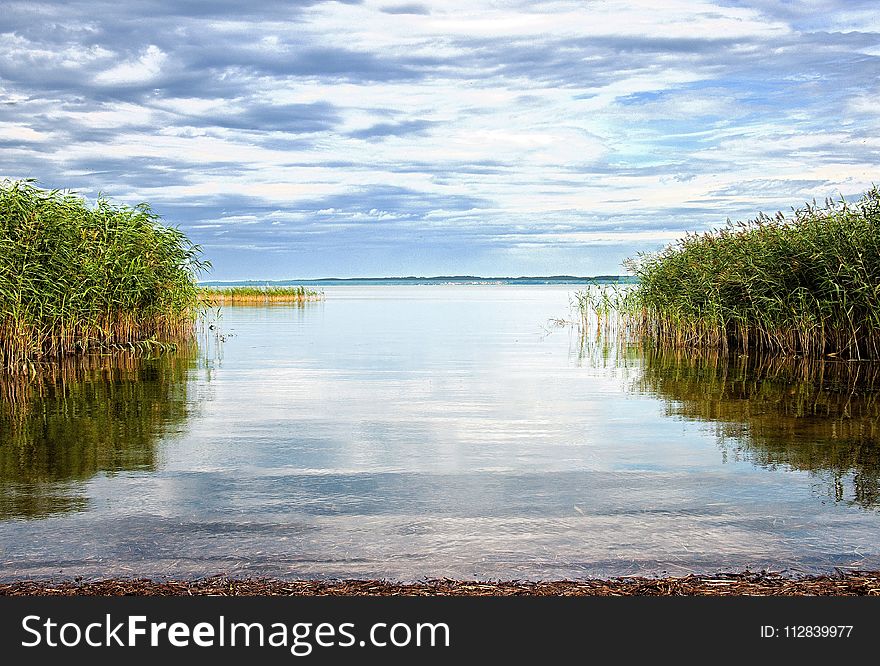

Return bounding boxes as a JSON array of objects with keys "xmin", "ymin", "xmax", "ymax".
[
  {"xmin": 0, "ymin": 179, "xmax": 209, "ymax": 372},
  {"xmin": 621, "ymin": 187, "xmax": 880, "ymax": 358}
]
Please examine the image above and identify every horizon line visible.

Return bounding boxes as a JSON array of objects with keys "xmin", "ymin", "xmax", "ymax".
[{"xmin": 199, "ymin": 273, "xmax": 635, "ymax": 283}]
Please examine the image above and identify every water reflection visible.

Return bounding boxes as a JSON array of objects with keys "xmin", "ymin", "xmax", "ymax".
[
  {"xmin": 0, "ymin": 350, "xmax": 196, "ymax": 519},
  {"xmin": 634, "ymin": 348, "xmax": 880, "ymax": 508},
  {"xmin": 2, "ymin": 287, "xmax": 880, "ymax": 579}
]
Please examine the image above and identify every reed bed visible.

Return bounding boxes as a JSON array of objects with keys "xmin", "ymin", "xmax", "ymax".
[
  {"xmin": 200, "ymin": 286, "xmax": 324, "ymax": 305},
  {"xmin": 0, "ymin": 180, "xmax": 208, "ymax": 373},
  {"xmin": 619, "ymin": 187, "xmax": 880, "ymax": 358}
]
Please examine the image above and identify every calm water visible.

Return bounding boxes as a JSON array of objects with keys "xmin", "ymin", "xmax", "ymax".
[{"xmin": 2, "ymin": 285, "xmax": 880, "ymax": 580}]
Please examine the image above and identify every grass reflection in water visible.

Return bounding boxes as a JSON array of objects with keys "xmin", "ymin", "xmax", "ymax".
[
  {"xmin": 635, "ymin": 348, "xmax": 880, "ymax": 509},
  {"xmin": 0, "ymin": 349, "xmax": 196, "ymax": 519}
]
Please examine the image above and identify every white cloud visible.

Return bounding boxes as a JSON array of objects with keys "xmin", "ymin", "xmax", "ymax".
[
  {"xmin": 0, "ymin": 123, "xmax": 51, "ymax": 142},
  {"xmin": 94, "ymin": 45, "xmax": 167, "ymax": 86}
]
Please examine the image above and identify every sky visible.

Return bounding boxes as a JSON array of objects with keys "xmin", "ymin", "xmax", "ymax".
[{"xmin": 1, "ymin": 1, "xmax": 879, "ymax": 279}]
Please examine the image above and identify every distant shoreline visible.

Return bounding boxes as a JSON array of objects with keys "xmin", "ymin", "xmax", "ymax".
[{"xmin": 200, "ymin": 275, "xmax": 638, "ymax": 287}]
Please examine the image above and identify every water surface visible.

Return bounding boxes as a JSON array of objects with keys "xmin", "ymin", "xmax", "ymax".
[{"xmin": 2, "ymin": 286, "xmax": 879, "ymax": 580}]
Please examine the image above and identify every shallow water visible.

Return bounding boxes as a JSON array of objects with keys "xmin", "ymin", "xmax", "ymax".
[{"xmin": 1, "ymin": 285, "xmax": 879, "ymax": 580}]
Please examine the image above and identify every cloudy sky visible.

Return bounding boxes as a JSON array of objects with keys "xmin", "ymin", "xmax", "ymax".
[{"xmin": 1, "ymin": 1, "xmax": 878, "ymax": 279}]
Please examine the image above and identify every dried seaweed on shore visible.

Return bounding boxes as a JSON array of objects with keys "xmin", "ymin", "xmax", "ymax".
[{"xmin": 2, "ymin": 572, "xmax": 879, "ymax": 597}]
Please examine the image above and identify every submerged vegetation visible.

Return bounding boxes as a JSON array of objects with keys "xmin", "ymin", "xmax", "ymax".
[
  {"xmin": 617, "ymin": 187, "xmax": 880, "ymax": 358},
  {"xmin": 200, "ymin": 286, "xmax": 324, "ymax": 305},
  {"xmin": 0, "ymin": 180, "xmax": 208, "ymax": 373}
]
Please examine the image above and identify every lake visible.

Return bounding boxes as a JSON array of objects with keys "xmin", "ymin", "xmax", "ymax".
[{"xmin": 1, "ymin": 285, "xmax": 879, "ymax": 580}]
